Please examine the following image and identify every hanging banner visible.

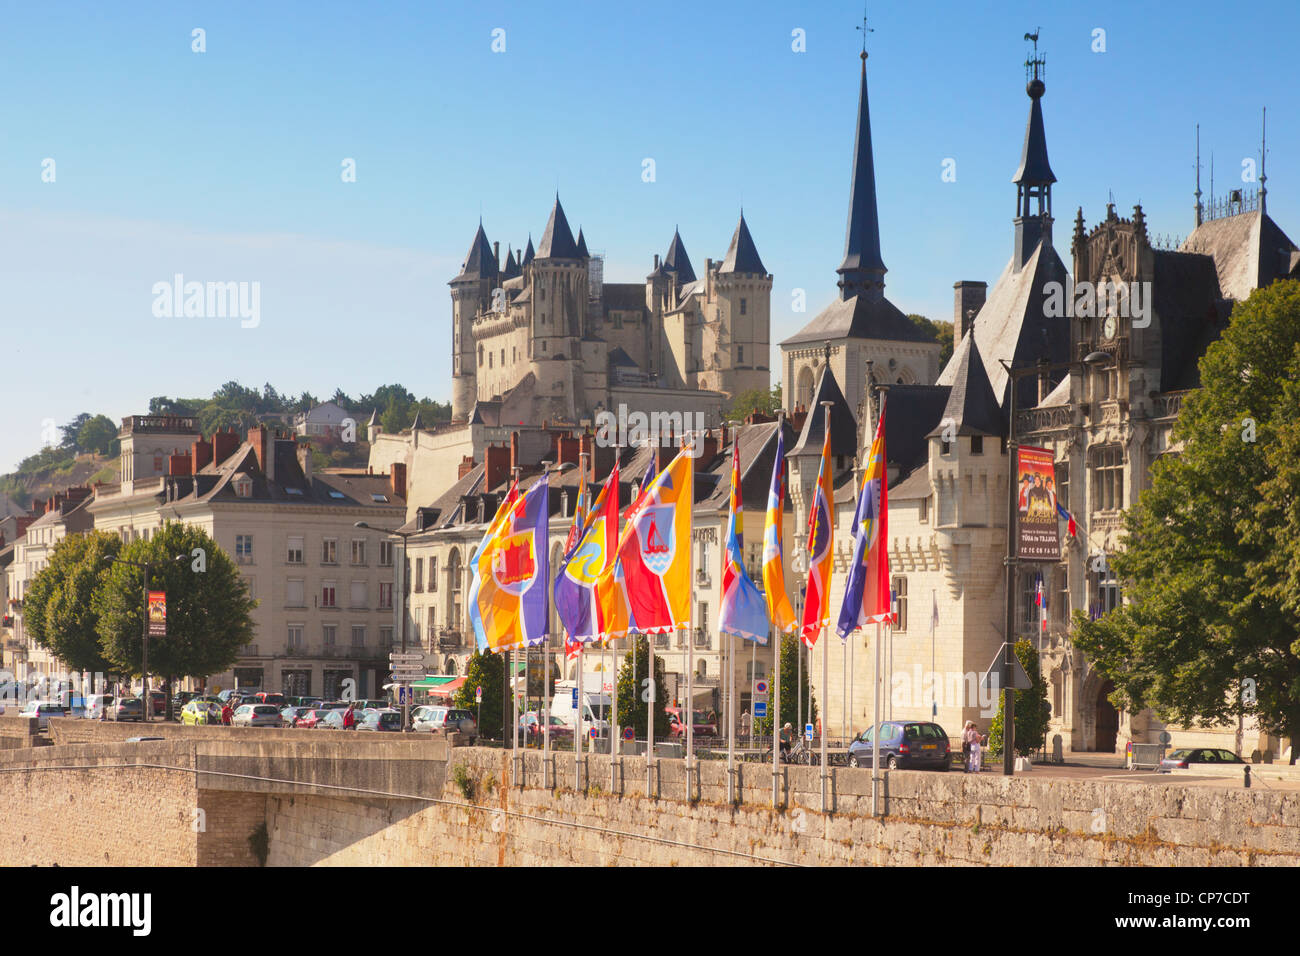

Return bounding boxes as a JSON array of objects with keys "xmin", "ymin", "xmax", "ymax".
[
  {"xmin": 1016, "ymin": 445, "xmax": 1060, "ymax": 561},
  {"xmin": 147, "ymin": 591, "xmax": 167, "ymax": 637}
]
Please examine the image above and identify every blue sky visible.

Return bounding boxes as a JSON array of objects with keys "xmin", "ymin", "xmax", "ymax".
[{"xmin": 2, "ymin": 0, "xmax": 1297, "ymax": 472}]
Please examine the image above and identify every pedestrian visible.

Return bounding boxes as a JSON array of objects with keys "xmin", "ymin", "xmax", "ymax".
[
  {"xmin": 343, "ymin": 702, "xmax": 357, "ymax": 730},
  {"xmin": 962, "ymin": 721, "xmax": 978, "ymax": 771},
  {"xmin": 739, "ymin": 709, "xmax": 751, "ymax": 739},
  {"xmin": 779, "ymin": 722, "xmax": 792, "ymax": 758},
  {"xmin": 967, "ymin": 723, "xmax": 984, "ymax": 773},
  {"xmin": 221, "ymin": 702, "xmax": 233, "ymax": 726}
]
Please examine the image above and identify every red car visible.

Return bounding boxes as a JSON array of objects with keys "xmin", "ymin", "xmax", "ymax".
[
  {"xmin": 665, "ymin": 707, "xmax": 718, "ymax": 738},
  {"xmin": 520, "ymin": 712, "xmax": 573, "ymax": 743},
  {"xmin": 294, "ymin": 708, "xmax": 335, "ymax": 729}
]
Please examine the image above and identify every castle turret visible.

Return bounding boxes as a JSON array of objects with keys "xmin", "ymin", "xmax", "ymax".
[
  {"xmin": 529, "ymin": 195, "xmax": 588, "ymax": 418},
  {"xmin": 1012, "ymin": 41, "xmax": 1056, "ymax": 272},
  {"xmin": 449, "ymin": 221, "xmax": 497, "ymax": 423},
  {"xmin": 712, "ymin": 213, "xmax": 772, "ymax": 397}
]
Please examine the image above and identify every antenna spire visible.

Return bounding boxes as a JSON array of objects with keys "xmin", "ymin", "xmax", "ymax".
[
  {"xmin": 1195, "ymin": 123, "xmax": 1203, "ymax": 227},
  {"xmin": 1260, "ymin": 107, "xmax": 1268, "ymax": 216},
  {"xmin": 855, "ymin": 4, "xmax": 873, "ymax": 63}
]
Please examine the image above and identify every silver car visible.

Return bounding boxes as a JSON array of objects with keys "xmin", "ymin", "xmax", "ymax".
[{"xmin": 232, "ymin": 704, "xmax": 284, "ymax": 728}]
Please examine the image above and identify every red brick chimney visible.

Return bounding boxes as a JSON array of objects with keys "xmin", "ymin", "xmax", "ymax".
[
  {"xmin": 168, "ymin": 451, "xmax": 192, "ymax": 476},
  {"xmin": 557, "ymin": 434, "xmax": 579, "ymax": 467},
  {"xmin": 192, "ymin": 438, "xmax": 213, "ymax": 473},
  {"xmin": 390, "ymin": 462, "xmax": 406, "ymax": 501},
  {"xmin": 485, "ymin": 444, "xmax": 511, "ymax": 490},
  {"xmin": 579, "ymin": 431, "xmax": 594, "ymax": 466},
  {"xmin": 702, "ymin": 428, "xmax": 720, "ymax": 463},
  {"xmin": 458, "ymin": 455, "xmax": 476, "ymax": 480},
  {"xmin": 247, "ymin": 426, "xmax": 268, "ymax": 476},
  {"xmin": 510, "ymin": 431, "xmax": 520, "ymax": 475},
  {"xmin": 212, "ymin": 427, "xmax": 239, "ymax": 465}
]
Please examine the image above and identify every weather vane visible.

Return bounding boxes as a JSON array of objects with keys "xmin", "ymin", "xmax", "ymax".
[
  {"xmin": 856, "ymin": 5, "xmax": 873, "ymax": 58},
  {"xmin": 1024, "ymin": 27, "xmax": 1045, "ymax": 82}
]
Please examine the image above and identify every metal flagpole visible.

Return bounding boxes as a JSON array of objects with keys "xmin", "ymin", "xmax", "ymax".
[
  {"xmin": 543, "ymin": 634, "xmax": 551, "ymax": 788},
  {"xmin": 609, "ymin": 638, "xmax": 618, "ymax": 793},
  {"xmin": 646, "ymin": 633, "xmax": 655, "ymax": 795},
  {"xmin": 872, "ymin": 622, "xmax": 881, "ymax": 817},
  {"xmin": 850, "ymin": 629, "xmax": 856, "ymax": 744},
  {"xmin": 931, "ymin": 589, "xmax": 937, "ymax": 719},
  {"xmin": 749, "ymin": 639, "xmax": 756, "ymax": 749},
  {"xmin": 772, "ymin": 627, "xmax": 781, "ymax": 808},
  {"xmin": 819, "ymin": 401, "xmax": 831, "ymax": 813},
  {"xmin": 575, "ymin": 643, "xmax": 583, "ymax": 788},
  {"xmin": 727, "ymin": 632, "xmax": 735, "ymax": 804},
  {"xmin": 842, "ymin": 636, "xmax": 847, "ymax": 749},
  {"xmin": 510, "ymin": 647, "xmax": 519, "ymax": 785},
  {"xmin": 686, "ymin": 433, "xmax": 695, "ymax": 799}
]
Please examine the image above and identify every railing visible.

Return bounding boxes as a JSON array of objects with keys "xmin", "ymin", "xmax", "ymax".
[
  {"xmin": 693, "ymin": 628, "xmax": 709, "ymax": 649},
  {"xmin": 1151, "ymin": 390, "xmax": 1189, "ymax": 420},
  {"xmin": 1017, "ymin": 404, "xmax": 1073, "ymax": 435},
  {"xmin": 438, "ymin": 632, "xmax": 463, "ymax": 650}
]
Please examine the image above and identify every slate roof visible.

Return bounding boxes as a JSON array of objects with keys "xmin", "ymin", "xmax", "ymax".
[
  {"xmin": 1180, "ymin": 210, "xmax": 1300, "ymax": 302},
  {"xmin": 663, "ymin": 228, "xmax": 696, "ymax": 283},
  {"xmin": 1012, "ymin": 83, "xmax": 1057, "ymax": 186},
  {"xmin": 789, "ymin": 364, "xmax": 858, "ymax": 458},
  {"xmin": 781, "ymin": 291, "xmax": 931, "ymax": 346},
  {"xmin": 718, "ymin": 214, "xmax": 767, "ymax": 275},
  {"xmin": 502, "ymin": 246, "xmax": 521, "ymax": 280},
  {"xmin": 521, "ymin": 236, "xmax": 535, "ymax": 268},
  {"xmin": 838, "ymin": 60, "xmax": 887, "ymax": 287},
  {"xmin": 1151, "ymin": 249, "xmax": 1230, "ymax": 392},
  {"xmin": 878, "ymin": 384, "xmax": 951, "ymax": 481},
  {"xmin": 607, "ymin": 346, "xmax": 638, "ymax": 368},
  {"xmin": 537, "ymin": 196, "xmax": 580, "ymax": 259},
  {"xmin": 928, "ymin": 332, "xmax": 1002, "ymax": 437},
  {"xmin": 452, "ymin": 222, "xmax": 498, "ymax": 282},
  {"xmin": 575, "ymin": 228, "xmax": 589, "ymax": 259}
]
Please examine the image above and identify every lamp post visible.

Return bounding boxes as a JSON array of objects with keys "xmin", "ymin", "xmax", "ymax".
[
  {"xmin": 998, "ymin": 351, "xmax": 1112, "ymax": 775},
  {"xmin": 355, "ymin": 520, "xmax": 419, "ymax": 731},
  {"xmin": 103, "ymin": 552, "xmax": 188, "ymax": 722}
]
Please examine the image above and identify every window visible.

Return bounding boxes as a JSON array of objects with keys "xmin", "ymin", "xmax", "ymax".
[
  {"xmin": 488, "ymin": 352, "xmax": 493, "ymax": 369},
  {"xmin": 1021, "ymin": 571, "xmax": 1042, "ymax": 634},
  {"xmin": 350, "ymin": 580, "xmax": 367, "ymax": 608},
  {"xmin": 287, "ymin": 536, "xmax": 304, "ymax": 564},
  {"xmin": 351, "ymin": 539, "xmax": 366, "ymax": 565},
  {"xmin": 153, "ymin": 453, "xmax": 164, "ymax": 473},
  {"xmin": 740, "ymin": 298, "xmax": 747, "ymax": 315},
  {"xmin": 500, "ymin": 349, "xmax": 505, "ymax": 366},
  {"xmin": 414, "ymin": 558, "xmax": 424, "ymax": 592},
  {"xmin": 323, "ymin": 624, "xmax": 337, "ymax": 647},
  {"xmin": 379, "ymin": 541, "xmax": 394, "ymax": 567},
  {"xmin": 478, "ymin": 345, "xmax": 484, "ymax": 367},
  {"xmin": 1056, "ymin": 465, "xmax": 1069, "ymax": 512},
  {"xmin": 429, "ymin": 557, "xmax": 438, "ymax": 592},
  {"xmin": 379, "ymin": 582, "xmax": 393, "ymax": 610},
  {"xmin": 1094, "ymin": 565, "xmax": 1121, "ymax": 616},
  {"xmin": 380, "ymin": 626, "xmax": 394, "ymax": 647},
  {"xmin": 234, "ymin": 476, "xmax": 252, "ymax": 498},
  {"xmin": 351, "ymin": 625, "xmax": 366, "ymax": 647},
  {"xmin": 745, "ymin": 661, "xmax": 766, "ymax": 682},
  {"xmin": 970, "ymin": 435, "xmax": 984, "ymax": 455},
  {"xmin": 1091, "ymin": 445, "xmax": 1124, "ymax": 512},
  {"xmin": 919, "ymin": 495, "xmax": 930, "ymax": 524},
  {"xmin": 322, "ymin": 538, "xmax": 337, "ymax": 564},
  {"xmin": 235, "ymin": 535, "xmax": 254, "ymax": 564},
  {"xmin": 541, "ymin": 340, "xmax": 547, "ymax": 352},
  {"xmin": 287, "ymin": 625, "xmax": 304, "ymax": 650},
  {"xmin": 286, "ymin": 579, "xmax": 305, "ymax": 608},
  {"xmin": 892, "ymin": 576, "xmax": 908, "ymax": 632},
  {"xmin": 321, "ymin": 582, "xmax": 337, "ymax": 608},
  {"xmin": 738, "ymin": 345, "xmax": 744, "ymax": 363},
  {"xmin": 427, "ymin": 614, "xmax": 436, "ymax": 648},
  {"xmin": 1056, "ymin": 565, "xmax": 1069, "ymax": 624}
]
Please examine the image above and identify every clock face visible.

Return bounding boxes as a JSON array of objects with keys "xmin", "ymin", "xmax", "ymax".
[{"xmin": 1102, "ymin": 315, "xmax": 1117, "ymax": 340}]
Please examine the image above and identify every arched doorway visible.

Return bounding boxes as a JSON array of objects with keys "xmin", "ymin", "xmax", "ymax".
[{"xmin": 1095, "ymin": 679, "xmax": 1118, "ymax": 752}]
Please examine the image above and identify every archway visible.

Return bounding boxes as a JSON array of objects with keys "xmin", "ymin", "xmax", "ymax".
[
  {"xmin": 1095, "ymin": 679, "xmax": 1118, "ymax": 753},
  {"xmin": 796, "ymin": 365, "xmax": 815, "ymax": 409}
]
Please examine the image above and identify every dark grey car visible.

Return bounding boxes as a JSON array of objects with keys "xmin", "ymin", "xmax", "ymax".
[{"xmin": 847, "ymin": 721, "xmax": 952, "ymax": 771}]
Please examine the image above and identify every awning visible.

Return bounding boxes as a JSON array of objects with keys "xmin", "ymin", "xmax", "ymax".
[
  {"xmin": 413, "ymin": 676, "xmax": 455, "ymax": 689},
  {"xmin": 428, "ymin": 676, "xmax": 467, "ymax": 699}
]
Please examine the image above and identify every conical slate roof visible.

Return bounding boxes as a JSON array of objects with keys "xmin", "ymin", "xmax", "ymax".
[
  {"xmin": 453, "ymin": 222, "xmax": 498, "ymax": 282},
  {"xmin": 521, "ymin": 235, "xmax": 535, "ymax": 267},
  {"xmin": 790, "ymin": 362, "xmax": 858, "ymax": 458},
  {"xmin": 410, "ymin": 410, "xmax": 424, "ymax": 431},
  {"xmin": 575, "ymin": 228, "xmax": 589, "ymax": 259},
  {"xmin": 837, "ymin": 58, "xmax": 887, "ymax": 298},
  {"xmin": 719, "ymin": 213, "xmax": 767, "ymax": 275},
  {"xmin": 1012, "ymin": 82, "xmax": 1057, "ymax": 186},
  {"xmin": 663, "ymin": 228, "xmax": 696, "ymax": 283},
  {"xmin": 537, "ymin": 195, "xmax": 580, "ymax": 259},
  {"xmin": 502, "ymin": 246, "xmax": 521, "ymax": 280},
  {"xmin": 927, "ymin": 331, "xmax": 1002, "ymax": 437}
]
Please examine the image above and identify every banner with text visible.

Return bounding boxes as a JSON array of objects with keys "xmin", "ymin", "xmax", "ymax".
[
  {"xmin": 1016, "ymin": 445, "xmax": 1060, "ymax": 561},
  {"xmin": 147, "ymin": 591, "xmax": 167, "ymax": 637}
]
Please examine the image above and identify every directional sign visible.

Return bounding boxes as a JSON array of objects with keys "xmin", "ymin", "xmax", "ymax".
[
  {"xmin": 389, "ymin": 652, "xmax": 424, "ymax": 663},
  {"xmin": 804, "ymin": 722, "xmax": 814, "ymax": 741},
  {"xmin": 753, "ymin": 679, "xmax": 768, "ymax": 697},
  {"xmin": 753, "ymin": 701, "xmax": 768, "ymax": 718},
  {"xmin": 623, "ymin": 727, "xmax": 634, "ymax": 741},
  {"xmin": 389, "ymin": 670, "xmax": 425, "ymax": 682},
  {"xmin": 979, "ymin": 644, "xmax": 1033, "ymax": 693}
]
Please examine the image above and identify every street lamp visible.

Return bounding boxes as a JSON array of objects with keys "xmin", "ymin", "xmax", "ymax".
[
  {"xmin": 997, "ymin": 350, "xmax": 1112, "ymax": 775},
  {"xmin": 355, "ymin": 520, "xmax": 420, "ymax": 731},
  {"xmin": 103, "ymin": 552, "xmax": 189, "ymax": 722}
]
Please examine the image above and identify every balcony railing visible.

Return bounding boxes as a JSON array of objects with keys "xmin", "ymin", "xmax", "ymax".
[
  {"xmin": 437, "ymin": 633, "xmax": 463, "ymax": 650},
  {"xmin": 1151, "ymin": 390, "xmax": 1190, "ymax": 420}
]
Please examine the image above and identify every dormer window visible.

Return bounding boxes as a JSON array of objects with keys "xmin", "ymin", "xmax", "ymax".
[{"xmin": 234, "ymin": 474, "xmax": 253, "ymax": 498}]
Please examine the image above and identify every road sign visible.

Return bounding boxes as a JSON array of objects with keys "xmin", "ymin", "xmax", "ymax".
[
  {"xmin": 623, "ymin": 727, "xmax": 634, "ymax": 741},
  {"xmin": 804, "ymin": 722, "xmax": 814, "ymax": 740},
  {"xmin": 979, "ymin": 645, "xmax": 1032, "ymax": 693},
  {"xmin": 389, "ymin": 670, "xmax": 424, "ymax": 682},
  {"xmin": 475, "ymin": 685, "xmax": 483, "ymax": 702},
  {"xmin": 589, "ymin": 728, "xmax": 598, "ymax": 739},
  {"xmin": 389, "ymin": 652, "xmax": 423, "ymax": 663},
  {"xmin": 397, "ymin": 687, "xmax": 411, "ymax": 705},
  {"xmin": 753, "ymin": 679, "xmax": 768, "ymax": 697},
  {"xmin": 753, "ymin": 701, "xmax": 768, "ymax": 718},
  {"xmin": 571, "ymin": 688, "xmax": 579, "ymax": 707}
]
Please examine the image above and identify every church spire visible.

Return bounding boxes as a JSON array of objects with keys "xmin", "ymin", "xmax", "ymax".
[
  {"xmin": 1012, "ymin": 30, "xmax": 1056, "ymax": 271},
  {"xmin": 836, "ymin": 18, "xmax": 887, "ymax": 303}
]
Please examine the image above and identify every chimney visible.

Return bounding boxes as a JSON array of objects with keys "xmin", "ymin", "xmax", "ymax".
[
  {"xmin": 297, "ymin": 442, "xmax": 313, "ymax": 485},
  {"xmin": 702, "ymin": 428, "xmax": 720, "ymax": 463},
  {"xmin": 192, "ymin": 438, "xmax": 213, "ymax": 473},
  {"xmin": 458, "ymin": 455, "xmax": 476, "ymax": 480},
  {"xmin": 579, "ymin": 431, "xmax": 594, "ymax": 467},
  {"xmin": 953, "ymin": 281, "xmax": 987, "ymax": 344},
  {"xmin": 168, "ymin": 451, "xmax": 191, "ymax": 476},
  {"xmin": 390, "ymin": 461, "xmax": 406, "ymax": 501},
  {"xmin": 485, "ymin": 444, "xmax": 511, "ymax": 490},
  {"xmin": 212, "ymin": 427, "xmax": 239, "ymax": 465},
  {"xmin": 510, "ymin": 431, "xmax": 520, "ymax": 475},
  {"xmin": 654, "ymin": 254, "xmax": 660, "ymax": 271},
  {"xmin": 1037, "ymin": 363, "xmax": 1052, "ymax": 404},
  {"xmin": 557, "ymin": 434, "xmax": 579, "ymax": 466}
]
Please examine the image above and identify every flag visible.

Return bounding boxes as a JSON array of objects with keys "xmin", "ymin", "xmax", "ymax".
[
  {"xmin": 800, "ymin": 406, "xmax": 835, "ymax": 647},
  {"xmin": 564, "ymin": 635, "xmax": 583, "ymax": 661},
  {"xmin": 762, "ymin": 423, "xmax": 797, "ymax": 635},
  {"xmin": 836, "ymin": 396, "xmax": 891, "ymax": 638},
  {"xmin": 564, "ymin": 468, "xmax": 589, "ymax": 557},
  {"xmin": 467, "ymin": 477, "xmax": 519, "ymax": 653},
  {"xmin": 638, "ymin": 455, "xmax": 656, "ymax": 500},
  {"xmin": 469, "ymin": 475, "xmax": 550, "ymax": 652},
  {"xmin": 719, "ymin": 436, "xmax": 768, "ymax": 644},
  {"xmin": 596, "ymin": 448, "xmax": 693, "ymax": 634},
  {"xmin": 554, "ymin": 461, "xmax": 622, "ymax": 642},
  {"xmin": 1035, "ymin": 571, "xmax": 1048, "ymax": 634},
  {"xmin": 1056, "ymin": 500, "xmax": 1077, "ymax": 537},
  {"xmin": 930, "ymin": 589, "xmax": 939, "ymax": 633}
]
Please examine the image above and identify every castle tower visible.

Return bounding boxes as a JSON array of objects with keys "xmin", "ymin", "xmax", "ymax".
[
  {"xmin": 449, "ymin": 221, "xmax": 497, "ymax": 424},
  {"xmin": 712, "ymin": 213, "xmax": 772, "ymax": 399},
  {"xmin": 1012, "ymin": 38, "xmax": 1056, "ymax": 272},
  {"xmin": 529, "ymin": 195, "xmax": 588, "ymax": 419}
]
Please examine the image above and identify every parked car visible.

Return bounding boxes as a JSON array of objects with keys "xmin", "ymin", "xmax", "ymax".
[
  {"xmin": 181, "ymin": 700, "xmax": 214, "ymax": 726},
  {"xmin": 111, "ymin": 698, "xmax": 144, "ymax": 722},
  {"xmin": 847, "ymin": 721, "xmax": 951, "ymax": 771},
  {"xmin": 254, "ymin": 692, "xmax": 286, "ymax": 708},
  {"xmin": 84, "ymin": 694, "xmax": 115, "ymax": 720},
  {"xmin": 319, "ymin": 709, "xmax": 360, "ymax": 730},
  {"xmin": 357, "ymin": 709, "xmax": 403, "ymax": 732},
  {"xmin": 1159, "ymin": 748, "xmax": 1245, "ymax": 772},
  {"xmin": 293, "ymin": 708, "xmax": 336, "ymax": 729},
  {"xmin": 520, "ymin": 711, "xmax": 573, "ymax": 743},
  {"xmin": 280, "ymin": 705, "xmax": 311, "ymax": 726},
  {"xmin": 665, "ymin": 707, "xmax": 718, "ymax": 739},
  {"xmin": 411, "ymin": 706, "xmax": 477, "ymax": 739},
  {"xmin": 231, "ymin": 704, "xmax": 283, "ymax": 728},
  {"xmin": 19, "ymin": 700, "xmax": 67, "ymax": 730},
  {"xmin": 219, "ymin": 688, "xmax": 260, "ymax": 704},
  {"xmin": 171, "ymin": 691, "xmax": 199, "ymax": 713}
]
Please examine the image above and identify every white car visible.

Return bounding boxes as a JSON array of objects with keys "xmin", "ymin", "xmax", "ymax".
[
  {"xmin": 232, "ymin": 704, "xmax": 284, "ymax": 728},
  {"xmin": 20, "ymin": 700, "xmax": 67, "ymax": 730},
  {"xmin": 84, "ymin": 694, "xmax": 115, "ymax": 720}
]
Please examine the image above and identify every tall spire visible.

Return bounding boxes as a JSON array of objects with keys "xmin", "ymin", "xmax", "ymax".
[
  {"xmin": 454, "ymin": 221, "xmax": 498, "ymax": 281},
  {"xmin": 1195, "ymin": 123, "xmax": 1203, "ymax": 227},
  {"xmin": 836, "ymin": 19, "xmax": 887, "ymax": 302},
  {"xmin": 1260, "ymin": 107, "xmax": 1268, "ymax": 216},
  {"xmin": 1012, "ymin": 30, "xmax": 1055, "ymax": 271},
  {"xmin": 663, "ymin": 227, "xmax": 696, "ymax": 283},
  {"xmin": 537, "ymin": 194, "xmax": 580, "ymax": 259}
]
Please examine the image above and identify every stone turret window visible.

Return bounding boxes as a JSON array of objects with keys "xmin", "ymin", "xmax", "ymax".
[{"xmin": 740, "ymin": 298, "xmax": 747, "ymax": 315}]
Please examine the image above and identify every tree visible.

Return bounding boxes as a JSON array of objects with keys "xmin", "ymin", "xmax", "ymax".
[
  {"xmin": 985, "ymin": 639, "xmax": 1050, "ymax": 757},
  {"xmin": 92, "ymin": 522, "xmax": 256, "ymax": 710},
  {"xmin": 755, "ymin": 632, "xmax": 817, "ymax": 735},
  {"xmin": 907, "ymin": 314, "xmax": 955, "ymax": 367},
  {"xmin": 727, "ymin": 385, "xmax": 781, "ymax": 421},
  {"xmin": 22, "ymin": 531, "xmax": 122, "ymax": 677},
  {"xmin": 77, "ymin": 415, "xmax": 119, "ymax": 456},
  {"xmin": 1073, "ymin": 280, "xmax": 1300, "ymax": 762},
  {"xmin": 614, "ymin": 634, "xmax": 672, "ymax": 739},
  {"xmin": 453, "ymin": 649, "xmax": 505, "ymax": 739},
  {"xmin": 60, "ymin": 413, "xmax": 92, "ymax": 450}
]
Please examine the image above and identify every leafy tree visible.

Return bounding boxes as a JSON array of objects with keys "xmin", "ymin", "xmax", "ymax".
[
  {"xmin": 77, "ymin": 415, "xmax": 119, "ymax": 456},
  {"xmin": 614, "ymin": 634, "xmax": 671, "ymax": 739},
  {"xmin": 907, "ymin": 314, "xmax": 955, "ymax": 366},
  {"xmin": 60, "ymin": 413, "xmax": 92, "ymax": 450},
  {"xmin": 23, "ymin": 531, "xmax": 122, "ymax": 676},
  {"xmin": 727, "ymin": 386, "xmax": 781, "ymax": 421},
  {"xmin": 148, "ymin": 396, "xmax": 197, "ymax": 416},
  {"xmin": 453, "ymin": 649, "xmax": 505, "ymax": 739},
  {"xmin": 1073, "ymin": 280, "xmax": 1300, "ymax": 762},
  {"xmin": 330, "ymin": 388, "xmax": 354, "ymax": 410},
  {"xmin": 92, "ymin": 522, "xmax": 256, "ymax": 712},
  {"xmin": 985, "ymin": 639, "xmax": 1050, "ymax": 757},
  {"xmin": 755, "ymin": 632, "xmax": 817, "ymax": 735}
]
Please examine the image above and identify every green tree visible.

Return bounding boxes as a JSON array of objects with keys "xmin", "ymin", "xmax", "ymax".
[
  {"xmin": 614, "ymin": 634, "xmax": 672, "ymax": 739},
  {"xmin": 92, "ymin": 522, "xmax": 256, "ymax": 711},
  {"xmin": 907, "ymin": 314, "xmax": 955, "ymax": 366},
  {"xmin": 727, "ymin": 386, "xmax": 781, "ymax": 421},
  {"xmin": 1073, "ymin": 280, "xmax": 1300, "ymax": 761},
  {"xmin": 453, "ymin": 649, "xmax": 505, "ymax": 739},
  {"xmin": 754, "ymin": 633, "xmax": 817, "ymax": 735},
  {"xmin": 76, "ymin": 415, "xmax": 119, "ymax": 456},
  {"xmin": 23, "ymin": 530, "xmax": 122, "ymax": 676},
  {"xmin": 60, "ymin": 413, "xmax": 92, "ymax": 450},
  {"xmin": 985, "ymin": 639, "xmax": 1050, "ymax": 757}
]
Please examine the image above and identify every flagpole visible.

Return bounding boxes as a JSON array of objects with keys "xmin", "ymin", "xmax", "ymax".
[
  {"xmin": 931, "ymin": 590, "xmax": 937, "ymax": 720},
  {"xmin": 819, "ymin": 399, "xmax": 832, "ymax": 814},
  {"xmin": 575, "ymin": 639, "xmax": 583, "ymax": 788},
  {"xmin": 872, "ymin": 622, "xmax": 881, "ymax": 817},
  {"xmin": 749, "ymin": 638, "xmax": 756, "ymax": 750},
  {"xmin": 685, "ymin": 431, "xmax": 695, "ymax": 798},
  {"xmin": 772, "ymin": 623, "xmax": 780, "ymax": 808}
]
